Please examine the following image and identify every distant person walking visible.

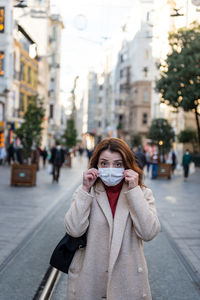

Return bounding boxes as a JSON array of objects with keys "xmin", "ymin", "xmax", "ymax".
[
  {"xmin": 151, "ymin": 151, "xmax": 160, "ymax": 179},
  {"xmin": 0, "ymin": 145, "xmax": 6, "ymax": 166},
  {"xmin": 171, "ymin": 150, "xmax": 177, "ymax": 173},
  {"xmin": 41, "ymin": 147, "xmax": 48, "ymax": 167},
  {"xmin": 145, "ymin": 150, "xmax": 152, "ymax": 174},
  {"xmin": 50, "ymin": 142, "xmax": 65, "ymax": 183},
  {"xmin": 7, "ymin": 142, "xmax": 15, "ymax": 165},
  {"xmin": 182, "ymin": 149, "xmax": 191, "ymax": 181},
  {"xmin": 134, "ymin": 146, "xmax": 147, "ymax": 170}
]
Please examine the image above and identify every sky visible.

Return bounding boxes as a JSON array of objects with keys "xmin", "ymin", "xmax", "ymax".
[{"xmin": 50, "ymin": 0, "xmax": 136, "ymax": 94}]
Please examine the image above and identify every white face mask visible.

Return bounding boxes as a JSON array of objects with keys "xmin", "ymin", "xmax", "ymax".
[{"xmin": 98, "ymin": 168, "xmax": 124, "ymax": 186}]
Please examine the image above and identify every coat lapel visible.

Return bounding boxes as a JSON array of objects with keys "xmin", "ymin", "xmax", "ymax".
[
  {"xmin": 94, "ymin": 182, "xmax": 113, "ymax": 244},
  {"xmin": 108, "ymin": 183, "xmax": 129, "ymax": 285}
]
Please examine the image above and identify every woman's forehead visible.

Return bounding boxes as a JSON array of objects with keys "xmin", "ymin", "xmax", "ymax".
[{"xmin": 99, "ymin": 150, "xmax": 122, "ymax": 161}]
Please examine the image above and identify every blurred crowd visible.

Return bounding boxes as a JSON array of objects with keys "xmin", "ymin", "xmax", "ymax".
[{"xmin": 0, "ymin": 142, "xmax": 193, "ymax": 182}]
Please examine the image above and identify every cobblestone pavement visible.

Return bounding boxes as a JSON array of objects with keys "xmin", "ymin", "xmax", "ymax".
[
  {"xmin": 51, "ymin": 167, "xmax": 200, "ymax": 300},
  {"xmin": 144, "ymin": 167, "xmax": 200, "ymax": 284},
  {"xmin": 0, "ymin": 156, "xmax": 88, "ymax": 269}
]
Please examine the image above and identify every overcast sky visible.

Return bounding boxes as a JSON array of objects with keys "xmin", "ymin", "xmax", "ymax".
[{"xmin": 50, "ymin": 0, "xmax": 136, "ymax": 94}]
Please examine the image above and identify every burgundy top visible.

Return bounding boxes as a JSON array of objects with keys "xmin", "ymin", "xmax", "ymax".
[{"xmin": 104, "ymin": 180, "xmax": 123, "ymax": 217}]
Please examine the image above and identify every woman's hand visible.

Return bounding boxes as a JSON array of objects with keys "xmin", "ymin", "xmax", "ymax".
[
  {"xmin": 82, "ymin": 168, "xmax": 99, "ymax": 193},
  {"xmin": 124, "ymin": 169, "xmax": 139, "ymax": 190}
]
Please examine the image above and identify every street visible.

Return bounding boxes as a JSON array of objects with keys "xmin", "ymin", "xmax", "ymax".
[{"xmin": 0, "ymin": 157, "xmax": 200, "ymax": 300}]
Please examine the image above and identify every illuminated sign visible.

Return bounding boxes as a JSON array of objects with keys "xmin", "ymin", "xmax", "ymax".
[
  {"xmin": 0, "ymin": 52, "xmax": 4, "ymax": 76},
  {"xmin": 0, "ymin": 7, "xmax": 5, "ymax": 33}
]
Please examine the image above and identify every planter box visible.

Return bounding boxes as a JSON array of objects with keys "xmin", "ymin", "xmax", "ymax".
[
  {"xmin": 158, "ymin": 163, "xmax": 172, "ymax": 179},
  {"xmin": 64, "ymin": 154, "xmax": 72, "ymax": 168},
  {"xmin": 11, "ymin": 164, "xmax": 37, "ymax": 187}
]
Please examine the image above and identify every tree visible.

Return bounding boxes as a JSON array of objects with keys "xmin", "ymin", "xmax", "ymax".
[
  {"xmin": 62, "ymin": 119, "xmax": 77, "ymax": 150},
  {"xmin": 177, "ymin": 128, "xmax": 197, "ymax": 144},
  {"xmin": 177, "ymin": 128, "xmax": 198, "ymax": 152},
  {"xmin": 131, "ymin": 133, "xmax": 142, "ymax": 148},
  {"xmin": 147, "ymin": 118, "xmax": 175, "ymax": 154},
  {"xmin": 15, "ymin": 96, "xmax": 45, "ymax": 161},
  {"xmin": 156, "ymin": 22, "xmax": 200, "ymax": 148}
]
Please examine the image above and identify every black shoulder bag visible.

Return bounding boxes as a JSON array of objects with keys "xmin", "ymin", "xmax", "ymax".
[{"xmin": 50, "ymin": 232, "xmax": 87, "ymax": 274}]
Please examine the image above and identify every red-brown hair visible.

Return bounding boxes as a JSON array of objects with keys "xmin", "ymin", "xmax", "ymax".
[{"xmin": 89, "ymin": 137, "xmax": 144, "ymax": 187}]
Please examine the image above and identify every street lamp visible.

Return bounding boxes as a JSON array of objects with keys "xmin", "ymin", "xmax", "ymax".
[{"xmin": 13, "ymin": 1, "xmax": 28, "ymax": 8}]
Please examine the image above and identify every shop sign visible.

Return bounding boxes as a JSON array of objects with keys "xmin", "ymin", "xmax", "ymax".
[
  {"xmin": 0, "ymin": 51, "xmax": 5, "ymax": 76},
  {"xmin": 0, "ymin": 7, "xmax": 5, "ymax": 33},
  {"xmin": 0, "ymin": 120, "xmax": 4, "ymax": 131}
]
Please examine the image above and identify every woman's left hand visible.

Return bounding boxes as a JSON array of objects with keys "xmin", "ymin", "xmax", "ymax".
[{"xmin": 124, "ymin": 169, "xmax": 139, "ymax": 190}]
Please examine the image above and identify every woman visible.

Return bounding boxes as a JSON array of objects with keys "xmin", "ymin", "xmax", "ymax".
[{"xmin": 64, "ymin": 138, "xmax": 160, "ymax": 300}]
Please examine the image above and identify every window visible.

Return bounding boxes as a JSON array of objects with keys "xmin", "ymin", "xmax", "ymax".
[
  {"xmin": 50, "ymin": 78, "xmax": 55, "ymax": 91},
  {"xmin": 0, "ymin": 7, "xmax": 5, "ymax": 33},
  {"xmin": 50, "ymin": 104, "xmax": 54, "ymax": 119},
  {"xmin": 0, "ymin": 51, "xmax": 5, "ymax": 76},
  {"xmin": 120, "ymin": 70, "xmax": 123, "ymax": 78},
  {"xmin": 98, "ymin": 121, "xmax": 101, "ymax": 128},
  {"xmin": 98, "ymin": 97, "xmax": 102, "ymax": 103},
  {"xmin": 142, "ymin": 113, "xmax": 148, "ymax": 125},
  {"xmin": 143, "ymin": 90, "xmax": 149, "ymax": 102},
  {"xmin": 146, "ymin": 11, "xmax": 150, "ymax": 22},
  {"xmin": 28, "ymin": 66, "xmax": 31, "ymax": 84},
  {"xmin": 20, "ymin": 61, "xmax": 24, "ymax": 81},
  {"xmin": 145, "ymin": 50, "xmax": 149, "ymax": 60},
  {"xmin": 19, "ymin": 93, "xmax": 25, "ymax": 112}
]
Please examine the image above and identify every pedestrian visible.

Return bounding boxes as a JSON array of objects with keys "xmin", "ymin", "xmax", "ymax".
[
  {"xmin": 41, "ymin": 147, "xmax": 48, "ymax": 167},
  {"xmin": 134, "ymin": 145, "xmax": 147, "ymax": 170},
  {"xmin": 167, "ymin": 149, "xmax": 177, "ymax": 174},
  {"xmin": 16, "ymin": 144, "xmax": 24, "ymax": 164},
  {"xmin": 64, "ymin": 137, "xmax": 160, "ymax": 300},
  {"xmin": 182, "ymin": 149, "xmax": 192, "ymax": 181},
  {"xmin": 86, "ymin": 147, "xmax": 93, "ymax": 163},
  {"xmin": 171, "ymin": 149, "xmax": 177, "ymax": 173},
  {"xmin": 151, "ymin": 151, "xmax": 160, "ymax": 179},
  {"xmin": 145, "ymin": 150, "xmax": 152, "ymax": 175},
  {"xmin": 50, "ymin": 142, "xmax": 65, "ymax": 183},
  {"xmin": 0, "ymin": 145, "xmax": 6, "ymax": 166},
  {"xmin": 7, "ymin": 142, "xmax": 15, "ymax": 165}
]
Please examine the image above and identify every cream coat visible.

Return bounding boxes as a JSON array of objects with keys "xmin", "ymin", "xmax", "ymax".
[{"xmin": 64, "ymin": 181, "xmax": 161, "ymax": 300}]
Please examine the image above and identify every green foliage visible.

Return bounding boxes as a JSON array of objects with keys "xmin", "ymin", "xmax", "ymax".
[
  {"xmin": 177, "ymin": 128, "xmax": 197, "ymax": 144},
  {"xmin": 15, "ymin": 96, "xmax": 45, "ymax": 160},
  {"xmin": 147, "ymin": 118, "xmax": 175, "ymax": 153},
  {"xmin": 62, "ymin": 119, "xmax": 77, "ymax": 149},
  {"xmin": 156, "ymin": 22, "xmax": 200, "ymax": 146},
  {"xmin": 131, "ymin": 133, "xmax": 142, "ymax": 148}
]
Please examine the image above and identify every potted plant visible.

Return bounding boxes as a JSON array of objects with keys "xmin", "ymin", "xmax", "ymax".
[
  {"xmin": 11, "ymin": 96, "xmax": 45, "ymax": 186},
  {"xmin": 147, "ymin": 118, "xmax": 175, "ymax": 179}
]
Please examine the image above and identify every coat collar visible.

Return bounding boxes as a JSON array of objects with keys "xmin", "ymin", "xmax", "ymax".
[{"xmin": 93, "ymin": 181, "xmax": 130, "ymax": 285}]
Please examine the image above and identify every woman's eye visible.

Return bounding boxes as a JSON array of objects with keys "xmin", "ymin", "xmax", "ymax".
[
  {"xmin": 115, "ymin": 163, "xmax": 122, "ymax": 167},
  {"xmin": 101, "ymin": 162, "xmax": 107, "ymax": 167}
]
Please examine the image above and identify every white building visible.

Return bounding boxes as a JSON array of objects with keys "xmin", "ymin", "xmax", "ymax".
[
  {"xmin": 0, "ymin": 0, "xmax": 64, "ymax": 148},
  {"xmin": 0, "ymin": 0, "xmax": 14, "ymax": 147}
]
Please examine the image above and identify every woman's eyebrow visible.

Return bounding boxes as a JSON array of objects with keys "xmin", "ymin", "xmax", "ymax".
[{"xmin": 100, "ymin": 158, "xmax": 123, "ymax": 162}]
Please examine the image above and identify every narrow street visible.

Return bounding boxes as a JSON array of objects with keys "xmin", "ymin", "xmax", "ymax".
[{"xmin": 0, "ymin": 157, "xmax": 200, "ymax": 300}]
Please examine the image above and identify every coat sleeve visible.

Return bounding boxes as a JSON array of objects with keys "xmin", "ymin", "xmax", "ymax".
[
  {"xmin": 64, "ymin": 185, "xmax": 94, "ymax": 237},
  {"xmin": 125, "ymin": 186, "xmax": 161, "ymax": 241}
]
